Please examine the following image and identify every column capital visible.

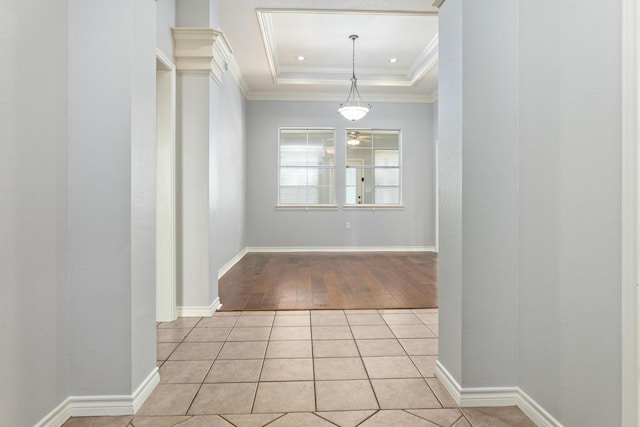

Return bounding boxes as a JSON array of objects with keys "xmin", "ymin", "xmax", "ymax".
[{"xmin": 172, "ymin": 27, "xmax": 232, "ymax": 84}]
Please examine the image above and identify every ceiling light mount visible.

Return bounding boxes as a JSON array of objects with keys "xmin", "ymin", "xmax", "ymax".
[{"xmin": 338, "ymin": 34, "xmax": 371, "ymax": 121}]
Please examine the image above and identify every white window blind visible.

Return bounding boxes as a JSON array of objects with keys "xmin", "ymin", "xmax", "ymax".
[{"xmin": 279, "ymin": 129, "xmax": 335, "ymax": 205}]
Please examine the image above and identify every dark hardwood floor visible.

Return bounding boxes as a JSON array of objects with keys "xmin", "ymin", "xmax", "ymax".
[{"xmin": 218, "ymin": 252, "xmax": 438, "ymax": 311}]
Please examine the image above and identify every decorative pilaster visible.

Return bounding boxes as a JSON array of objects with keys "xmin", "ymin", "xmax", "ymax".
[{"xmin": 172, "ymin": 27, "xmax": 232, "ymax": 84}]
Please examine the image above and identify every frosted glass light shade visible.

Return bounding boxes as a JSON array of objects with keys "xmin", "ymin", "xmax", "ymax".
[{"xmin": 339, "ymin": 105, "xmax": 370, "ymax": 121}]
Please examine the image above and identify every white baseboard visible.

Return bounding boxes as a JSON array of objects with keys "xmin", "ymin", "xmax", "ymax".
[
  {"xmin": 246, "ymin": 246, "xmax": 437, "ymax": 253},
  {"xmin": 218, "ymin": 247, "xmax": 248, "ymax": 279},
  {"xmin": 35, "ymin": 368, "xmax": 159, "ymax": 427},
  {"xmin": 435, "ymin": 361, "xmax": 563, "ymax": 427},
  {"xmin": 177, "ymin": 297, "xmax": 222, "ymax": 317}
]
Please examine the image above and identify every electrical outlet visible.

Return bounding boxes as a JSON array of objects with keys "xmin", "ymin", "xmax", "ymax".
[{"xmin": 346, "ymin": 222, "xmax": 351, "ymax": 230}]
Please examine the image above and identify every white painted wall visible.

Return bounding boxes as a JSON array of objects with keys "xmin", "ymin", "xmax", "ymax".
[
  {"xmin": 517, "ymin": 1, "xmax": 622, "ymax": 425},
  {"xmin": 439, "ymin": 0, "xmax": 623, "ymax": 424},
  {"xmin": 246, "ymin": 101, "xmax": 435, "ymax": 249},
  {"xmin": 0, "ymin": 1, "xmax": 70, "ymax": 425}
]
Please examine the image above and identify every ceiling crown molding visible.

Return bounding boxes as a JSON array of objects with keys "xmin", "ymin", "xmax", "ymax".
[
  {"xmin": 172, "ymin": 27, "xmax": 233, "ymax": 84},
  {"xmin": 432, "ymin": 0, "xmax": 446, "ymax": 7}
]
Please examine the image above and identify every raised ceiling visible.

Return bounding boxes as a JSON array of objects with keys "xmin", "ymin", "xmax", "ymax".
[{"xmin": 219, "ymin": 1, "xmax": 439, "ymax": 103}]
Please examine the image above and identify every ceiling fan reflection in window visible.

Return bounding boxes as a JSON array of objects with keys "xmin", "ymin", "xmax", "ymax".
[{"xmin": 346, "ymin": 131, "xmax": 372, "ymax": 146}]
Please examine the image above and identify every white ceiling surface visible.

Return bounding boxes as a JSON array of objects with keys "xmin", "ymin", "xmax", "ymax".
[{"xmin": 219, "ymin": 1, "xmax": 439, "ymax": 103}]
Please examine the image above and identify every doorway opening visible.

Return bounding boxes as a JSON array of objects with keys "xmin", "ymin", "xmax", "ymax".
[{"xmin": 155, "ymin": 50, "xmax": 177, "ymax": 322}]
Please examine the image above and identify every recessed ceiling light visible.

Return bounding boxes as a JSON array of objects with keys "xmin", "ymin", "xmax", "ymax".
[
  {"xmin": 389, "ymin": 58, "xmax": 398, "ymax": 63},
  {"xmin": 297, "ymin": 56, "xmax": 305, "ymax": 61}
]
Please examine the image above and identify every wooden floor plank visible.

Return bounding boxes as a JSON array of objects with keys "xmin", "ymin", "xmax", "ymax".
[{"xmin": 218, "ymin": 252, "xmax": 438, "ymax": 311}]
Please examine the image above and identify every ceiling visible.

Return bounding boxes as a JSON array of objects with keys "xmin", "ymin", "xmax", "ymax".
[{"xmin": 219, "ymin": 1, "xmax": 439, "ymax": 103}]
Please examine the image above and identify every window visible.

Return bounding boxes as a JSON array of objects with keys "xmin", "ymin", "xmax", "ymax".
[
  {"xmin": 278, "ymin": 128, "xmax": 336, "ymax": 206},
  {"xmin": 345, "ymin": 129, "xmax": 401, "ymax": 205}
]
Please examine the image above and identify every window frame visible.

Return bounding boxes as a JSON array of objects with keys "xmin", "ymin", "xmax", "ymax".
[
  {"xmin": 277, "ymin": 127, "xmax": 338, "ymax": 209},
  {"xmin": 344, "ymin": 128, "xmax": 404, "ymax": 209}
]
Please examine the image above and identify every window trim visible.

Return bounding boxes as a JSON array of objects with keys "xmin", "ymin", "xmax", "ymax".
[{"xmin": 344, "ymin": 128, "xmax": 403, "ymax": 207}]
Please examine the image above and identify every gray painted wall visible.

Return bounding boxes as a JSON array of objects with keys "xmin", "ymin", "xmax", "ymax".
[
  {"xmin": 210, "ymin": 72, "xmax": 247, "ymax": 273},
  {"xmin": 156, "ymin": 0, "xmax": 176, "ymax": 61},
  {"xmin": 517, "ymin": 1, "xmax": 621, "ymax": 425},
  {"xmin": 68, "ymin": 0, "xmax": 157, "ymax": 395},
  {"xmin": 246, "ymin": 101, "xmax": 435, "ymax": 249},
  {"xmin": 439, "ymin": 0, "xmax": 623, "ymax": 424},
  {"xmin": 1, "ymin": 1, "xmax": 70, "ymax": 425}
]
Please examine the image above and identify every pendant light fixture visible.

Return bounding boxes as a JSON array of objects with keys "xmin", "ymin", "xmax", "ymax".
[{"xmin": 338, "ymin": 35, "xmax": 371, "ymax": 121}]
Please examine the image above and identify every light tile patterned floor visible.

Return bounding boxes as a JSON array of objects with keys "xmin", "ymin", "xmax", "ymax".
[{"xmin": 63, "ymin": 309, "xmax": 536, "ymax": 427}]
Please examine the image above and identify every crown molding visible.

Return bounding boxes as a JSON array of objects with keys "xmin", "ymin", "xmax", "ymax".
[
  {"xmin": 245, "ymin": 90, "xmax": 437, "ymax": 104},
  {"xmin": 172, "ymin": 27, "xmax": 232, "ymax": 84},
  {"xmin": 433, "ymin": 0, "xmax": 446, "ymax": 7}
]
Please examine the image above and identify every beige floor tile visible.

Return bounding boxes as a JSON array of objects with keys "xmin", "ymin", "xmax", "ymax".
[
  {"xmin": 356, "ymin": 339, "xmax": 406, "ymax": 356},
  {"xmin": 159, "ymin": 360, "xmax": 213, "ymax": 383},
  {"xmin": 270, "ymin": 326, "xmax": 311, "ymax": 340},
  {"xmin": 399, "ymin": 338, "xmax": 438, "ymax": 356},
  {"xmin": 196, "ymin": 317, "xmax": 238, "ymax": 328},
  {"xmin": 453, "ymin": 417, "xmax": 472, "ymax": 427},
  {"xmin": 169, "ymin": 342, "xmax": 223, "ymax": 361},
  {"xmin": 371, "ymin": 379, "xmax": 441, "ymax": 409},
  {"xmin": 381, "ymin": 313, "xmax": 423, "ymax": 325},
  {"xmin": 174, "ymin": 415, "xmax": 235, "ymax": 426},
  {"xmin": 411, "ymin": 308, "xmax": 438, "ymax": 314},
  {"xmin": 428, "ymin": 324, "xmax": 439, "ymax": 336},
  {"xmin": 235, "ymin": 316, "xmax": 274, "ymax": 327},
  {"xmin": 315, "ymin": 380, "xmax": 379, "ymax": 411},
  {"xmin": 220, "ymin": 413, "xmax": 283, "ymax": 427},
  {"xmin": 188, "ymin": 383, "xmax": 257, "ymax": 415},
  {"xmin": 313, "ymin": 339, "xmax": 359, "ymax": 358},
  {"xmin": 363, "ymin": 356, "xmax": 421, "ymax": 378},
  {"xmin": 411, "ymin": 355, "xmax": 438, "ymax": 377},
  {"xmin": 266, "ymin": 340, "xmax": 312, "ymax": 358},
  {"xmin": 314, "ymin": 357, "xmax": 368, "ymax": 380},
  {"xmin": 184, "ymin": 328, "xmax": 231, "ymax": 342},
  {"xmin": 312, "ymin": 325, "xmax": 353, "ymax": 340},
  {"xmin": 350, "ymin": 325, "xmax": 395, "ymax": 339},
  {"xmin": 62, "ymin": 416, "xmax": 133, "ymax": 427},
  {"xmin": 205, "ymin": 359, "xmax": 263, "ymax": 383},
  {"xmin": 158, "ymin": 318, "xmax": 201, "ymax": 329},
  {"xmin": 275, "ymin": 310, "xmax": 310, "ymax": 316},
  {"xmin": 217, "ymin": 341, "xmax": 268, "ymax": 359},
  {"xmin": 241, "ymin": 311, "xmax": 276, "ymax": 316},
  {"xmin": 137, "ymin": 384, "xmax": 200, "ymax": 415},
  {"xmin": 260, "ymin": 358, "xmax": 314, "ymax": 381},
  {"xmin": 267, "ymin": 413, "xmax": 336, "ymax": 427},
  {"xmin": 346, "ymin": 314, "xmax": 386, "ymax": 326},
  {"xmin": 461, "ymin": 406, "xmax": 537, "ymax": 427},
  {"xmin": 157, "ymin": 342, "xmax": 179, "ymax": 360},
  {"xmin": 314, "ymin": 410, "xmax": 376, "ymax": 427},
  {"xmin": 358, "ymin": 410, "xmax": 435, "ymax": 427},
  {"xmin": 377, "ymin": 309, "xmax": 412, "ymax": 314},
  {"xmin": 389, "ymin": 324, "xmax": 435, "ymax": 339},
  {"xmin": 312, "ymin": 310, "xmax": 345, "ymax": 315},
  {"xmin": 417, "ymin": 313, "xmax": 439, "ymax": 324},
  {"xmin": 407, "ymin": 409, "xmax": 464, "ymax": 426},
  {"xmin": 344, "ymin": 309, "xmax": 379, "ymax": 314},
  {"xmin": 426, "ymin": 378, "xmax": 458, "ymax": 408},
  {"xmin": 273, "ymin": 315, "xmax": 310, "ymax": 327},
  {"xmin": 311, "ymin": 314, "xmax": 348, "ymax": 326},
  {"xmin": 253, "ymin": 381, "xmax": 316, "ymax": 413},
  {"xmin": 226, "ymin": 327, "xmax": 271, "ymax": 341},
  {"xmin": 130, "ymin": 416, "xmax": 190, "ymax": 427},
  {"xmin": 212, "ymin": 311, "xmax": 241, "ymax": 317},
  {"xmin": 157, "ymin": 328, "xmax": 192, "ymax": 343}
]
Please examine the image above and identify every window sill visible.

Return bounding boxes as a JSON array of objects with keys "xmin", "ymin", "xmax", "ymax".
[
  {"xmin": 342, "ymin": 205, "xmax": 405, "ymax": 211},
  {"xmin": 276, "ymin": 205, "xmax": 339, "ymax": 211}
]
